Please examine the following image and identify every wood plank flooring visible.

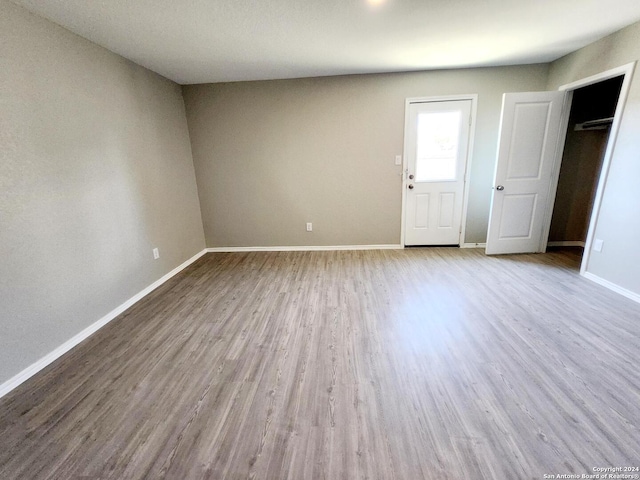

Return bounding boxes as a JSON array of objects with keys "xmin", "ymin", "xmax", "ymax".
[{"xmin": 0, "ymin": 248, "xmax": 639, "ymax": 479}]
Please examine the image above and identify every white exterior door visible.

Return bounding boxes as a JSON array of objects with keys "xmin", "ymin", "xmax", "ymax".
[
  {"xmin": 486, "ymin": 91, "xmax": 566, "ymax": 255},
  {"xmin": 404, "ymin": 99, "xmax": 472, "ymax": 246}
]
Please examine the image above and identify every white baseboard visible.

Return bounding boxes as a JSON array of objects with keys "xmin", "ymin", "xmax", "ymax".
[
  {"xmin": 582, "ymin": 272, "xmax": 640, "ymax": 305},
  {"xmin": 0, "ymin": 249, "xmax": 208, "ymax": 400},
  {"xmin": 206, "ymin": 244, "xmax": 404, "ymax": 253},
  {"xmin": 547, "ymin": 241, "xmax": 586, "ymax": 247},
  {"xmin": 460, "ymin": 243, "xmax": 487, "ymax": 249}
]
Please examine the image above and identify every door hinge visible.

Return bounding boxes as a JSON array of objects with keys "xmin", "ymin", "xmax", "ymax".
[{"xmin": 469, "ymin": 115, "xmax": 472, "ymax": 126}]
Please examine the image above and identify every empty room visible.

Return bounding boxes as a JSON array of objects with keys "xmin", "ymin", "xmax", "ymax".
[{"xmin": 2, "ymin": 0, "xmax": 640, "ymax": 478}]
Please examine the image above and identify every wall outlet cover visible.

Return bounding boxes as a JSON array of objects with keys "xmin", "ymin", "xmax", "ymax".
[{"xmin": 593, "ymin": 239, "xmax": 604, "ymax": 252}]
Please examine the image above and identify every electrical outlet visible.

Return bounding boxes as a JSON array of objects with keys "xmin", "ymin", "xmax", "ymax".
[
  {"xmin": 153, "ymin": 248, "xmax": 160, "ymax": 259},
  {"xmin": 306, "ymin": 223, "xmax": 313, "ymax": 232},
  {"xmin": 593, "ymin": 239, "xmax": 604, "ymax": 252}
]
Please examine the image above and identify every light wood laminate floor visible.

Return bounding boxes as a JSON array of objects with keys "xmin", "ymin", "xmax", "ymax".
[{"xmin": 1, "ymin": 248, "xmax": 639, "ymax": 479}]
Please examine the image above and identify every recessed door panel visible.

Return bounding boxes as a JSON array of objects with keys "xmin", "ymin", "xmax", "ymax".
[
  {"xmin": 438, "ymin": 193, "xmax": 455, "ymax": 229},
  {"xmin": 506, "ymin": 103, "xmax": 551, "ymax": 180},
  {"xmin": 498, "ymin": 194, "xmax": 537, "ymax": 239}
]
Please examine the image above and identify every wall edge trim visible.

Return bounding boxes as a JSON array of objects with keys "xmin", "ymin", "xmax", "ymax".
[
  {"xmin": 547, "ymin": 241, "xmax": 586, "ymax": 247},
  {"xmin": 206, "ymin": 244, "xmax": 404, "ymax": 252},
  {"xmin": 460, "ymin": 243, "xmax": 487, "ymax": 249},
  {"xmin": 0, "ymin": 249, "xmax": 208, "ymax": 399},
  {"xmin": 583, "ymin": 271, "xmax": 640, "ymax": 305}
]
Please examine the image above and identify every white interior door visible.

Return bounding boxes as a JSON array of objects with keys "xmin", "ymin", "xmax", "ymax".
[
  {"xmin": 486, "ymin": 91, "xmax": 566, "ymax": 255},
  {"xmin": 404, "ymin": 99, "xmax": 472, "ymax": 246}
]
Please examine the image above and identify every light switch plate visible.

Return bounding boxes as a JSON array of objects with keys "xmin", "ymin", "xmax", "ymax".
[{"xmin": 395, "ymin": 155, "xmax": 402, "ymax": 166}]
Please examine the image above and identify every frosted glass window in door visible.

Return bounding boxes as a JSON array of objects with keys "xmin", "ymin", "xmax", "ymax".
[{"xmin": 415, "ymin": 111, "xmax": 461, "ymax": 182}]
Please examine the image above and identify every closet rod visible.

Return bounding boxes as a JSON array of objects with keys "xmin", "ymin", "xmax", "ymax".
[{"xmin": 574, "ymin": 117, "xmax": 614, "ymax": 131}]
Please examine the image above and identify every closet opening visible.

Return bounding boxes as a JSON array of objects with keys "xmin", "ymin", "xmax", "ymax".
[{"xmin": 547, "ymin": 75, "xmax": 624, "ymax": 261}]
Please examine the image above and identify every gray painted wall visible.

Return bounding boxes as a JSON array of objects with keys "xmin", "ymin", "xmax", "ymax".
[
  {"xmin": 183, "ymin": 65, "xmax": 549, "ymax": 247},
  {"xmin": 548, "ymin": 22, "xmax": 640, "ymax": 297},
  {"xmin": 0, "ymin": 1, "xmax": 205, "ymax": 384}
]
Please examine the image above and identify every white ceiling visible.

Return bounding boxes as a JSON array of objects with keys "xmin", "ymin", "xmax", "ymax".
[{"xmin": 12, "ymin": 0, "xmax": 640, "ymax": 85}]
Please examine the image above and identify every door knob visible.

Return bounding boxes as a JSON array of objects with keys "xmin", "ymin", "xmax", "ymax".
[
  {"xmin": 496, "ymin": 185, "xmax": 504, "ymax": 191},
  {"xmin": 408, "ymin": 184, "xmax": 414, "ymax": 189},
  {"xmin": 408, "ymin": 174, "xmax": 414, "ymax": 180}
]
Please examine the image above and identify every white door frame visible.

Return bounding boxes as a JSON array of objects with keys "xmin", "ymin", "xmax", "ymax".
[
  {"xmin": 541, "ymin": 62, "xmax": 636, "ymax": 276},
  {"xmin": 400, "ymin": 94, "xmax": 478, "ymax": 247}
]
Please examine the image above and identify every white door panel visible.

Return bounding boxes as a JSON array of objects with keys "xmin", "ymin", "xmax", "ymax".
[
  {"xmin": 486, "ymin": 91, "xmax": 566, "ymax": 255},
  {"xmin": 404, "ymin": 99, "xmax": 472, "ymax": 246}
]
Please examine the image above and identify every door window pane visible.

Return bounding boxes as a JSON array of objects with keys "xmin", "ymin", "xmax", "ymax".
[{"xmin": 415, "ymin": 111, "xmax": 461, "ymax": 182}]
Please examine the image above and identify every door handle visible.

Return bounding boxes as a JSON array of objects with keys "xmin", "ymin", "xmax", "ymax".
[
  {"xmin": 496, "ymin": 185, "xmax": 504, "ymax": 191},
  {"xmin": 408, "ymin": 184, "xmax": 414, "ymax": 189}
]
